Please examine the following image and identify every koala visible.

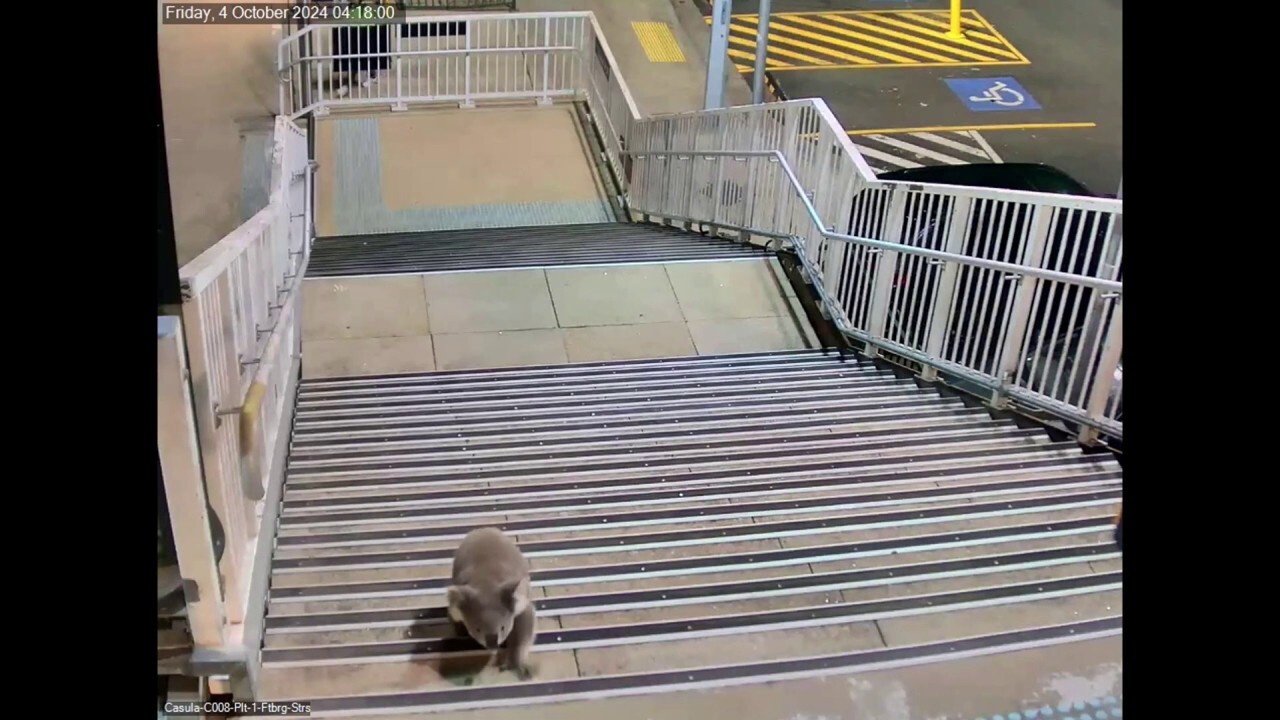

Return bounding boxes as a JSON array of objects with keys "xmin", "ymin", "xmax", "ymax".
[{"xmin": 445, "ymin": 527, "xmax": 537, "ymax": 679}]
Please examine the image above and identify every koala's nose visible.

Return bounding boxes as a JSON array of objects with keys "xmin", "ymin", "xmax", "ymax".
[{"xmin": 484, "ymin": 633, "xmax": 498, "ymax": 649}]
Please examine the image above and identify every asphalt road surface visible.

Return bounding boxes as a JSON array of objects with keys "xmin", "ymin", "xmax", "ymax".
[{"xmin": 697, "ymin": 0, "xmax": 1122, "ymax": 194}]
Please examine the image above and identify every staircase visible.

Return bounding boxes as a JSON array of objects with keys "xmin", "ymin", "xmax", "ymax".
[
  {"xmin": 259, "ymin": 348, "xmax": 1123, "ymax": 716},
  {"xmin": 306, "ymin": 222, "xmax": 773, "ymax": 278}
]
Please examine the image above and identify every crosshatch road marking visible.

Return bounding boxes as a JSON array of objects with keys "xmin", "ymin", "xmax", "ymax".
[
  {"xmin": 633, "ymin": 21, "xmax": 688, "ymax": 63},
  {"xmin": 705, "ymin": 9, "xmax": 1029, "ymax": 70}
]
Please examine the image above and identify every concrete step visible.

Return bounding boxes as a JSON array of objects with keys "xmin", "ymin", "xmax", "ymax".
[
  {"xmin": 307, "ymin": 222, "xmax": 772, "ymax": 278},
  {"xmin": 260, "ymin": 349, "xmax": 1122, "ymax": 715}
]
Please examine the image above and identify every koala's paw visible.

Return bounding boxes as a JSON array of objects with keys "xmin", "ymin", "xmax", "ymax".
[{"xmin": 498, "ymin": 653, "xmax": 535, "ymax": 680}]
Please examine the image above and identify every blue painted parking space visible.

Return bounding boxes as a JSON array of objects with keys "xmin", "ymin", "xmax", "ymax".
[{"xmin": 944, "ymin": 76, "xmax": 1041, "ymax": 112}]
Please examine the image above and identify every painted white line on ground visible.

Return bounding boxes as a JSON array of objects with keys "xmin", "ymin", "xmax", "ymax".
[{"xmin": 869, "ymin": 134, "xmax": 969, "ymax": 165}]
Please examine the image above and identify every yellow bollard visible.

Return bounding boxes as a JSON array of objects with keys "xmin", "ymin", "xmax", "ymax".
[{"xmin": 946, "ymin": 0, "xmax": 966, "ymax": 40}]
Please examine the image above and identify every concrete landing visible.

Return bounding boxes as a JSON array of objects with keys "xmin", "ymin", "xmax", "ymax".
[
  {"xmin": 299, "ymin": 258, "xmax": 816, "ymax": 377},
  {"xmin": 314, "ymin": 106, "xmax": 614, "ymax": 237},
  {"xmin": 361, "ymin": 636, "xmax": 1121, "ymax": 720}
]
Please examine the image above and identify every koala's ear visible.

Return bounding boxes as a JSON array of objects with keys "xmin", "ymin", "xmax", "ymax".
[
  {"xmin": 499, "ymin": 578, "xmax": 528, "ymax": 613},
  {"xmin": 446, "ymin": 585, "xmax": 472, "ymax": 608}
]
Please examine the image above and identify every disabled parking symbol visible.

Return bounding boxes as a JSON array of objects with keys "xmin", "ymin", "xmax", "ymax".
[{"xmin": 944, "ymin": 77, "xmax": 1041, "ymax": 112}]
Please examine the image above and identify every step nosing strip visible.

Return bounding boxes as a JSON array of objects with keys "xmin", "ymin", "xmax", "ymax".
[
  {"xmin": 280, "ymin": 439, "xmax": 1082, "ymax": 493},
  {"xmin": 269, "ymin": 487, "xmax": 1123, "ymax": 567},
  {"xmin": 283, "ymin": 427, "xmax": 1042, "ymax": 479},
  {"xmin": 267, "ymin": 515, "xmax": 1115, "ymax": 599},
  {"xmin": 295, "ymin": 372, "xmax": 899, "ymax": 409},
  {"xmin": 275, "ymin": 616, "xmax": 1124, "ymax": 714},
  {"xmin": 263, "ymin": 573, "xmax": 1121, "ymax": 665},
  {"xmin": 273, "ymin": 476, "xmax": 1121, "ymax": 550},
  {"xmin": 296, "ymin": 361, "xmax": 882, "ymax": 396},
  {"xmin": 287, "ymin": 407, "xmax": 990, "ymax": 448},
  {"xmin": 293, "ymin": 383, "xmax": 918, "ymax": 420},
  {"xmin": 266, "ymin": 546, "xmax": 1116, "ymax": 633},
  {"xmin": 284, "ymin": 418, "xmax": 1011, "ymax": 463},
  {"xmin": 289, "ymin": 390, "xmax": 938, "ymax": 433},
  {"xmin": 297, "ymin": 349, "xmax": 838, "ymax": 388},
  {"xmin": 279, "ymin": 460, "xmax": 1114, "ymax": 528},
  {"xmin": 276, "ymin": 472, "xmax": 1121, "ymax": 533}
]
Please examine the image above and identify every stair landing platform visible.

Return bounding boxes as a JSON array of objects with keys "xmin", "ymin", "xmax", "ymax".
[
  {"xmin": 299, "ymin": 257, "xmax": 817, "ymax": 378},
  {"xmin": 313, "ymin": 106, "xmax": 617, "ymax": 238}
]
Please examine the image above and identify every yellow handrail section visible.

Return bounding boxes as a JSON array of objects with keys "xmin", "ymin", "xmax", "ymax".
[
  {"xmin": 239, "ymin": 381, "xmax": 267, "ymax": 459},
  {"xmin": 236, "ymin": 287, "xmax": 297, "ymax": 502}
]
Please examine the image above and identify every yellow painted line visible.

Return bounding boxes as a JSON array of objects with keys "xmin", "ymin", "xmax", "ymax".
[
  {"xmin": 970, "ymin": 11, "xmax": 1031, "ymax": 64},
  {"xmin": 822, "ymin": 13, "xmax": 985, "ymax": 63},
  {"xmin": 861, "ymin": 13, "xmax": 1021, "ymax": 60},
  {"xmin": 766, "ymin": 60, "xmax": 1027, "ymax": 72},
  {"xmin": 761, "ymin": 15, "xmax": 918, "ymax": 64},
  {"xmin": 905, "ymin": 11, "xmax": 1004, "ymax": 45},
  {"xmin": 632, "ymin": 21, "xmax": 687, "ymax": 63},
  {"xmin": 846, "ymin": 122, "xmax": 1098, "ymax": 136},
  {"xmin": 709, "ymin": 9, "xmax": 1027, "ymax": 69},
  {"xmin": 727, "ymin": 33, "xmax": 832, "ymax": 66},
  {"xmin": 732, "ymin": 18, "xmax": 873, "ymax": 65},
  {"xmin": 728, "ymin": 47, "xmax": 793, "ymax": 67}
]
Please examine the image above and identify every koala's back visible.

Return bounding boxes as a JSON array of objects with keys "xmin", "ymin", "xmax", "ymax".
[{"xmin": 452, "ymin": 527, "xmax": 528, "ymax": 587}]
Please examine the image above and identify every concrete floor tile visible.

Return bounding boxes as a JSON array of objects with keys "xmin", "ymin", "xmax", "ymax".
[
  {"xmin": 409, "ymin": 636, "xmax": 1120, "ymax": 720},
  {"xmin": 686, "ymin": 316, "xmax": 811, "ymax": 355},
  {"xmin": 423, "ymin": 270, "xmax": 558, "ymax": 334},
  {"xmin": 767, "ymin": 257, "xmax": 799, "ymax": 297},
  {"xmin": 432, "ymin": 329, "xmax": 568, "ymax": 371},
  {"xmin": 301, "ymin": 276, "xmax": 430, "ymax": 340},
  {"xmin": 546, "ymin": 265, "xmax": 684, "ymax": 327},
  {"xmin": 562, "ymin": 322, "xmax": 696, "ymax": 362},
  {"xmin": 664, "ymin": 261, "xmax": 795, "ymax": 321},
  {"xmin": 302, "ymin": 336, "xmax": 435, "ymax": 378}
]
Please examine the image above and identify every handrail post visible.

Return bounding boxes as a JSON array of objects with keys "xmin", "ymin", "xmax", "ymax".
[
  {"xmin": 462, "ymin": 18, "xmax": 474, "ymax": 108},
  {"xmin": 992, "ymin": 204, "xmax": 1053, "ymax": 407},
  {"xmin": 539, "ymin": 16, "xmax": 553, "ymax": 105},
  {"xmin": 158, "ymin": 315, "xmax": 228, "ymax": 649},
  {"xmin": 1077, "ymin": 296, "xmax": 1122, "ymax": 445},
  {"xmin": 919, "ymin": 194, "xmax": 972, "ymax": 381},
  {"xmin": 392, "ymin": 21, "xmax": 407, "ymax": 111},
  {"xmin": 862, "ymin": 185, "xmax": 908, "ymax": 358}
]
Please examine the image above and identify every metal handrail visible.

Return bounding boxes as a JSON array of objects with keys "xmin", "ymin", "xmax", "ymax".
[
  {"xmin": 623, "ymin": 148, "xmax": 1123, "ymax": 438},
  {"xmin": 627, "ymin": 150, "xmax": 1124, "ymax": 294}
]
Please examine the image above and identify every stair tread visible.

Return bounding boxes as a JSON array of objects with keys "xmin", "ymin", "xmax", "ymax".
[
  {"xmin": 263, "ymin": 351, "xmax": 1122, "ymax": 712},
  {"xmin": 307, "ymin": 221, "xmax": 772, "ymax": 279}
]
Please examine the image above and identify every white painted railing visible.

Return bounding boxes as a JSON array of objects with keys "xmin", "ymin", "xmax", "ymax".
[
  {"xmin": 626, "ymin": 100, "xmax": 1122, "ymax": 442},
  {"xmin": 273, "ymin": 13, "xmax": 1120, "ymax": 441},
  {"xmin": 164, "ymin": 115, "xmax": 311, "ymax": 654},
  {"xmin": 278, "ymin": 11, "xmax": 641, "ymax": 125}
]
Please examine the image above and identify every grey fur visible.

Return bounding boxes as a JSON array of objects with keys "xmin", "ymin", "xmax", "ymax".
[{"xmin": 446, "ymin": 527, "xmax": 537, "ymax": 679}]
